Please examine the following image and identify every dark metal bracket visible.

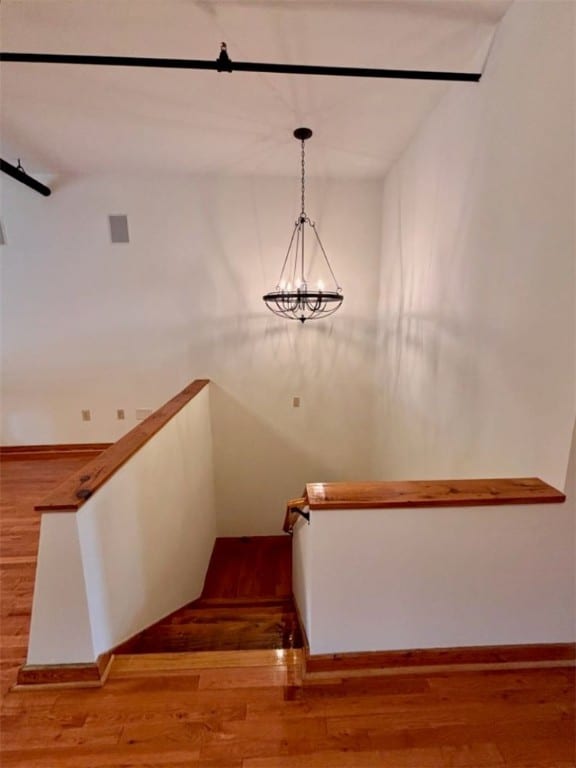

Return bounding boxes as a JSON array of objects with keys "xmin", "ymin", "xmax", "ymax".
[
  {"xmin": 0, "ymin": 158, "xmax": 51, "ymax": 197},
  {"xmin": 292, "ymin": 506, "xmax": 310, "ymax": 523},
  {"xmin": 283, "ymin": 501, "xmax": 310, "ymax": 535},
  {"xmin": 0, "ymin": 43, "xmax": 481, "ymax": 83}
]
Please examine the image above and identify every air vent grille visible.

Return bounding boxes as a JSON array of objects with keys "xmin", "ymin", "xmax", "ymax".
[{"xmin": 109, "ymin": 215, "xmax": 129, "ymax": 243}]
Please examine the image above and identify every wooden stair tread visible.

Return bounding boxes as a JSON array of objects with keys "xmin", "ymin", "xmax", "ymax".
[
  {"xmin": 187, "ymin": 599, "xmax": 296, "ymax": 613},
  {"xmin": 110, "ymin": 648, "xmax": 302, "ymax": 676},
  {"xmin": 115, "ymin": 610, "xmax": 303, "ymax": 654},
  {"xmin": 123, "ymin": 636, "xmax": 299, "ymax": 653},
  {"xmin": 195, "ymin": 594, "xmax": 292, "ymax": 608},
  {"xmin": 113, "ymin": 535, "xmax": 302, "ymax": 656},
  {"xmin": 159, "ymin": 616, "xmax": 298, "ymax": 630},
  {"xmin": 136, "ymin": 613, "xmax": 300, "ymax": 630}
]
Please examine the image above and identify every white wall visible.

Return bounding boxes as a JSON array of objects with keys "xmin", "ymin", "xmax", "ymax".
[
  {"xmin": 3, "ymin": 1, "xmax": 574, "ymax": 539},
  {"xmin": 1, "ymin": 174, "xmax": 382, "ymax": 534},
  {"xmin": 295, "ymin": 499, "xmax": 575, "ymax": 655},
  {"xmin": 27, "ymin": 512, "xmax": 95, "ymax": 664},
  {"xmin": 27, "ymin": 384, "xmax": 216, "ymax": 664},
  {"xmin": 292, "ymin": 508, "xmax": 313, "ymax": 645},
  {"xmin": 374, "ymin": 0, "xmax": 575, "ymax": 490}
]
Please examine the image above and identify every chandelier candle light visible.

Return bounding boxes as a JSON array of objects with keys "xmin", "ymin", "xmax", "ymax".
[{"xmin": 263, "ymin": 128, "xmax": 343, "ymax": 323}]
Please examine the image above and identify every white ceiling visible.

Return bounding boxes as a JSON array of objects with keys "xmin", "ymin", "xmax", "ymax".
[{"xmin": 0, "ymin": 0, "xmax": 512, "ymax": 178}]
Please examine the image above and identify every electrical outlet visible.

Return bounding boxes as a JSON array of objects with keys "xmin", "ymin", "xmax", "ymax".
[
  {"xmin": 81, "ymin": 409, "xmax": 91, "ymax": 422},
  {"xmin": 136, "ymin": 408, "xmax": 152, "ymax": 421},
  {"xmin": 117, "ymin": 409, "xmax": 125, "ymax": 420},
  {"xmin": 293, "ymin": 397, "xmax": 301, "ymax": 408}
]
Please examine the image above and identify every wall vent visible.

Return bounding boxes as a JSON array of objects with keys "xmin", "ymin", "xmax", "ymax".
[
  {"xmin": 0, "ymin": 219, "xmax": 6, "ymax": 246},
  {"xmin": 109, "ymin": 215, "xmax": 129, "ymax": 244}
]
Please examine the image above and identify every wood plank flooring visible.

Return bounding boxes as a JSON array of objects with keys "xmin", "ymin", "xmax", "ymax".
[
  {"xmin": 2, "ymin": 652, "xmax": 574, "ymax": 767},
  {"xmin": 115, "ymin": 537, "xmax": 303, "ymax": 654},
  {"xmin": 1, "ymin": 455, "xmax": 575, "ymax": 767}
]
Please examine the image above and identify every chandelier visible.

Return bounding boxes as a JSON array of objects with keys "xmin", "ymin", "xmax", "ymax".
[{"xmin": 263, "ymin": 128, "xmax": 343, "ymax": 323}]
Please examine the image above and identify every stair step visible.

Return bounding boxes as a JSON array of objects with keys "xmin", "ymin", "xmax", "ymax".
[
  {"xmin": 113, "ymin": 536, "xmax": 302, "ymax": 656},
  {"xmin": 126, "ymin": 636, "xmax": 298, "ymax": 653},
  {"xmin": 114, "ymin": 598, "xmax": 303, "ymax": 654},
  {"xmin": 164, "ymin": 606, "xmax": 295, "ymax": 625},
  {"xmin": 194, "ymin": 597, "xmax": 294, "ymax": 607},
  {"xmin": 110, "ymin": 649, "xmax": 303, "ymax": 678}
]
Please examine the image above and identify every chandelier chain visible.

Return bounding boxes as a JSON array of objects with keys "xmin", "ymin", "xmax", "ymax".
[{"xmin": 300, "ymin": 139, "xmax": 306, "ymax": 217}]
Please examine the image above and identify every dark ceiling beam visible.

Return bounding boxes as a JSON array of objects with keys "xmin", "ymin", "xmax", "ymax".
[
  {"xmin": 0, "ymin": 158, "xmax": 52, "ymax": 197},
  {"xmin": 0, "ymin": 51, "xmax": 481, "ymax": 83}
]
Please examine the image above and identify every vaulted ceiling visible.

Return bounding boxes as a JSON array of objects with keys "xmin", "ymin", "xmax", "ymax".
[{"xmin": 0, "ymin": 0, "xmax": 511, "ymax": 177}]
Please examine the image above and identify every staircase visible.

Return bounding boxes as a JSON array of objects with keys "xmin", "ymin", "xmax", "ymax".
[{"xmin": 114, "ymin": 536, "xmax": 303, "ymax": 655}]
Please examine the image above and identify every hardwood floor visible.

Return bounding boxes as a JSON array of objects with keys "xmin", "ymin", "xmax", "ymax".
[
  {"xmin": 1, "ymin": 455, "xmax": 574, "ymax": 767},
  {"xmin": 115, "ymin": 537, "xmax": 303, "ymax": 654},
  {"xmin": 2, "ymin": 652, "xmax": 574, "ymax": 767}
]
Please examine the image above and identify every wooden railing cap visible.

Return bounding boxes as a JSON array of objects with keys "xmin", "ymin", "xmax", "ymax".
[
  {"xmin": 35, "ymin": 379, "xmax": 210, "ymax": 512},
  {"xmin": 305, "ymin": 477, "xmax": 565, "ymax": 511}
]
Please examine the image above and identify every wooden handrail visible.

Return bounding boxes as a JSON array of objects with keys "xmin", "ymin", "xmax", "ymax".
[
  {"xmin": 0, "ymin": 443, "xmax": 112, "ymax": 455},
  {"xmin": 35, "ymin": 379, "xmax": 210, "ymax": 512},
  {"xmin": 305, "ymin": 478, "xmax": 565, "ymax": 510},
  {"xmin": 282, "ymin": 496, "xmax": 308, "ymax": 534}
]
